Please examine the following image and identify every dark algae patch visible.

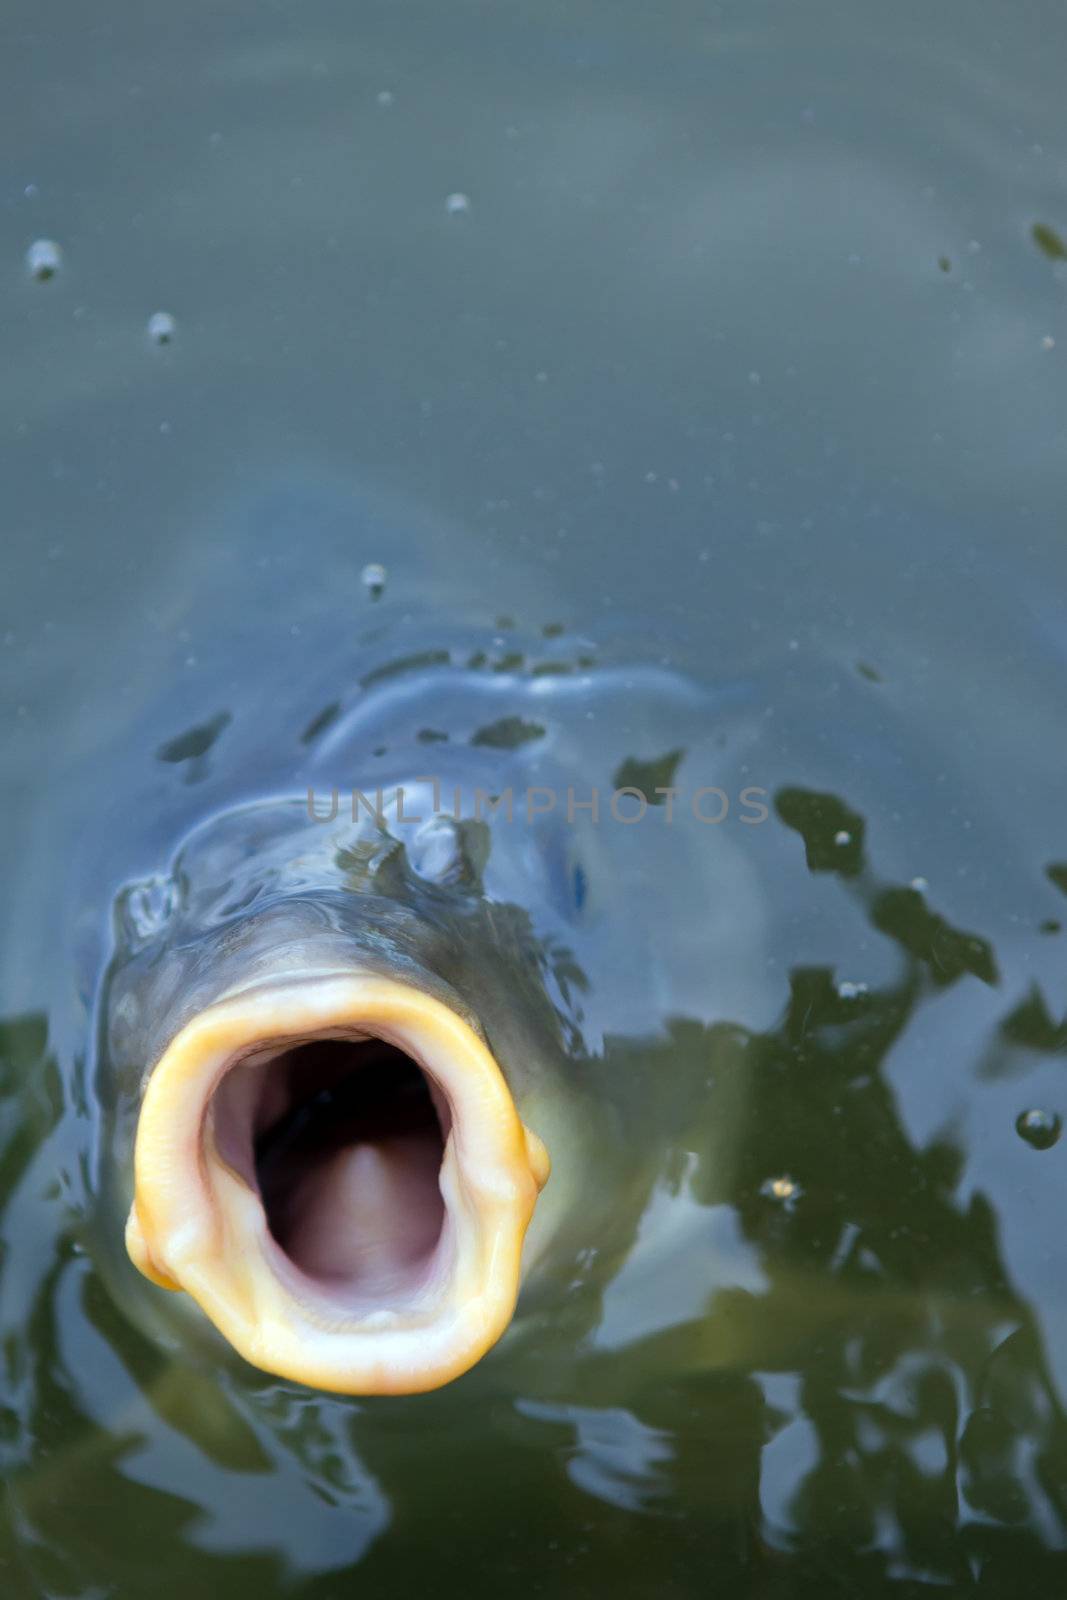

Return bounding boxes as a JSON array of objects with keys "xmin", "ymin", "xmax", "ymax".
[
  {"xmin": 155, "ymin": 713, "xmax": 232, "ymax": 782},
  {"xmin": 360, "ymin": 649, "xmax": 452, "ymax": 689},
  {"xmin": 1046, "ymin": 863, "xmax": 1067, "ymax": 897},
  {"xmin": 999, "ymin": 987, "xmax": 1067, "ymax": 1054},
  {"xmin": 469, "ymin": 716, "xmax": 546, "ymax": 749},
  {"xmin": 775, "ymin": 787, "xmax": 866, "ymax": 877},
  {"xmin": 1032, "ymin": 221, "xmax": 1067, "ymax": 261},
  {"xmin": 612, "ymin": 750, "xmax": 685, "ymax": 802},
  {"xmin": 870, "ymin": 886, "xmax": 998, "ymax": 988},
  {"xmin": 156, "ymin": 713, "xmax": 232, "ymax": 764},
  {"xmin": 300, "ymin": 701, "xmax": 342, "ymax": 746}
]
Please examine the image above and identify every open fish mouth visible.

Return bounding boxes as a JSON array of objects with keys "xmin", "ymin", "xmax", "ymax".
[{"xmin": 125, "ymin": 974, "xmax": 550, "ymax": 1394}]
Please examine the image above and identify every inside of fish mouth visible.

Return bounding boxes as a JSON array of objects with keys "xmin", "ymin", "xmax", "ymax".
[{"xmin": 210, "ymin": 1036, "xmax": 450, "ymax": 1308}]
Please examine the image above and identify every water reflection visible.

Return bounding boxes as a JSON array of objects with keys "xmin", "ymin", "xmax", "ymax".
[{"xmin": 484, "ymin": 786, "xmax": 1067, "ymax": 1581}]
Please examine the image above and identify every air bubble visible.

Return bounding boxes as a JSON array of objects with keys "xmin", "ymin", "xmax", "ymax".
[
  {"xmin": 26, "ymin": 239, "xmax": 62, "ymax": 281},
  {"xmin": 1016, "ymin": 1108, "xmax": 1061, "ymax": 1150},
  {"xmin": 361, "ymin": 562, "xmax": 387, "ymax": 599},
  {"xmin": 445, "ymin": 192, "xmax": 471, "ymax": 215},
  {"xmin": 761, "ymin": 1174, "xmax": 802, "ymax": 1206},
  {"xmin": 147, "ymin": 310, "xmax": 176, "ymax": 346}
]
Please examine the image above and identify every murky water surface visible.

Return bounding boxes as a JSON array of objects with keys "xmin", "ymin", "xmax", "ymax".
[{"xmin": 3, "ymin": 0, "xmax": 1067, "ymax": 1594}]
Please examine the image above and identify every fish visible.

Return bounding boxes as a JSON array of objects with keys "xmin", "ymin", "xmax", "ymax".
[
  {"xmin": 108, "ymin": 792, "xmax": 563, "ymax": 1397},
  {"xmin": 91, "ymin": 635, "xmax": 773, "ymax": 1396}
]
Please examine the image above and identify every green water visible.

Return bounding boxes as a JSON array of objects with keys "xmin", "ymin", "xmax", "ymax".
[{"xmin": 3, "ymin": 0, "xmax": 1067, "ymax": 1594}]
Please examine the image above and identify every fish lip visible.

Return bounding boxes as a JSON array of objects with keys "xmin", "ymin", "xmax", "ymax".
[{"xmin": 125, "ymin": 972, "xmax": 550, "ymax": 1395}]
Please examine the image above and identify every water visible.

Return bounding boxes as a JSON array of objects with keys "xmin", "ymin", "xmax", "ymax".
[{"xmin": 3, "ymin": 0, "xmax": 1067, "ymax": 1593}]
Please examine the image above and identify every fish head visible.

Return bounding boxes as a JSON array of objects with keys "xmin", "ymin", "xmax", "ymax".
[{"xmin": 98, "ymin": 798, "xmax": 574, "ymax": 1397}]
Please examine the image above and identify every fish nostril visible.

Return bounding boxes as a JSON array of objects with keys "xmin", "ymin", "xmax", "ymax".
[{"xmin": 117, "ymin": 873, "xmax": 179, "ymax": 944}]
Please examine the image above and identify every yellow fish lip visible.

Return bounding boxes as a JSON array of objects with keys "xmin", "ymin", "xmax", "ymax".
[{"xmin": 125, "ymin": 972, "xmax": 550, "ymax": 1395}]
